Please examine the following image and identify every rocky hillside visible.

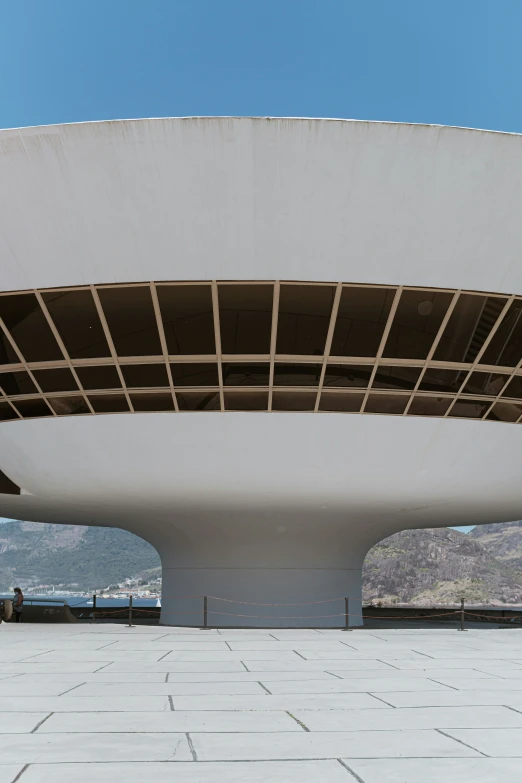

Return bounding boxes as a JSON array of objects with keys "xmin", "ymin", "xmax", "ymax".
[
  {"xmin": 363, "ymin": 526, "xmax": 522, "ymax": 605},
  {"xmin": 2, "ymin": 519, "xmax": 522, "ymax": 604},
  {"xmin": 470, "ymin": 521, "xmax": 522, "ymax": 571}
]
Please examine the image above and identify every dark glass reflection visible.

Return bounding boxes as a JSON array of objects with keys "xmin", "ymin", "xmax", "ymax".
[
  {"xmin": 322, "ymin": 364, "xmax": 372, "ymax": 388},
  {"xmin": 75, "ymin": 365, "xmax": 122, "ymax": 391},
  {"xmin": 121, "ymin": 363, "xmax": 169, "ymax": 388},
  {"xmin": 448, "ymin": 399, "xmax": 491, "ymax": 418},
  {"xmin": 97, "ymin": 287, "xmax": 162, "ymax": 356},
  {"xmin": 272, "ymin": 391, "xmax": 317, "ymax": 411},
  {"xmin": 47, "ymin": 396, "xmax": 90, "ymax": 416},
  {"xmin": 41, "ymin": 290, "xmax": 111, "ymax": 359},
  {"xmin": 88, "ymin": 394, "xmax": 130, "ymax": 413},
  {"xmin": 318, "ymin": 392, "xmax": 364, "ymax": 412},
  {"xmin": 0, "ymin": 294, "xmax": 63, "ymax": 362},
  {"xmin": 365, "ymin": 394, "xmax": 409, "ymax": 414},
  {"xmin": 371, "ymin": 366, "xmax": 421, "ymax": 391},
  {"xmin": 13, "ymin": 398, "xmax": 53, "ymax": 418},
  {"xmin": 418, "ymin": 366, "xmax": 466, "ymax": 394},
  {"xmin": 129, "ymin": 392, "xmax": 175, "ymax": 411},
  {"xmin": 433, "ymin": 294, "xmax": 507, "ymax": 363},
  {"xmin": 222, "ymin": 364, "xmax": 270, "ymax": 386},
  {"xmin": 487, "ymin": 401, "xmax": 522, "ymax": 422},
  {"xmin": 170, "ymin": 363, "xmax": 219, "ymax": 386},
  {"xmin": 31, "ymin": 368, "xmax": 79, "ymax": 393},
  {"xmin": 277, "ymin": 285, "xmax": 335, "ymax": 355},
  {"xmin": 0, "ymin": 402, "xmax": 18, "ymax": 421},
  {"xmin": 481, "ymin": 299, "xmax": 522, "ymax": 367},
  {"xmin": 462, "ymin": 372, "xmax": 508, "ymax": 397},
  {"xmin": 383, "ymin": 290, "xmax": 453, "ymax": 360},
  {"xmin": 331, "ymin": 287, "xmax": 395, "ymax": 357},
  {"xmin": 407, "ymin": 396, "xmax": 452, "ymax": 417},
  {"xmin": 177, "ymin": 392, "xmax": 220, "ymax": 411},
  {"xmin": 273, "ymin": 363, "xmax": 322, "ymax": 386},
  {"xmin": 219, "ymin": 284, "xmax": 273, "ymax": 353},
  {"xmin": 224, "ymin": 392, "xmax": 269, "ymax": 411},
  {"xmin": 157, "ymin": 285, "xmax": 216, "ymax": 355},
  {"xmin": 502, "ymin": 376, "xmax": 522, "ymax": 399},
  {"xmin": 0, "ymin": 370, "xmax": 37, "ymax": 396}
]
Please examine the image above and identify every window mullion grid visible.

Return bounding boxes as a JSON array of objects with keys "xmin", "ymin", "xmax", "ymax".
[
  {"xmin": 268, "ymin": 282, "xmax": 280, "ymax": 412},
  {"xmin": 314, "ymin": 282, "xmax": 343, "ymax": 412},
  {"xmin": 444, "ymin": 295, "xmax": 516, "ymax": 419},
  {"xmin": 149, "ymin": 282, "xmax": 179, "ymax": 412},
  {"xmin": 402, "ymin": 290, "xmax": 461, "ymax": 416},
  {"xmin": 211, "ymin": 281, "xmax": 224, "ymax": 411},
  {"xmin": 0, "ymin": 317, "xmax": 56, "ymax": 416},
  {"xmin": 360, "ymin": 286, "xmax": 403, "ymax": 413},
  {"xmin": 0, "ymin": 383, "xmax": 22, "ymax": 419},
  {"xmin": 34, "ymin": 290, "xmax": 95, "ymax": 415},
  {"xmin": 89, "ymin": 285, "xmax": 134, "ymax": 412},
  {"xmin": 481, "ymin": 359, "xmax": 522, "ymax": 421}
]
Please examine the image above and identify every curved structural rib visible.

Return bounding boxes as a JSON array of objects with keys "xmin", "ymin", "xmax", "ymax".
[{"xmin": 1, "ymin": 117, "xmax": 522, "ymax": 626}]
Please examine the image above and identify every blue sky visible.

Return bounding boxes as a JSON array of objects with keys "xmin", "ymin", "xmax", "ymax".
[{"xmin": 1, "ymin": 1, "xmax": 519, "ymax": 531}]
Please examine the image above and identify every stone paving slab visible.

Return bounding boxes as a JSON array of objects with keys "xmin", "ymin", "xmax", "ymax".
[
  {"xmin": 347, "ymin": 758, "xmax": 521, "ymax": 782},
  {"xmin": 19, "ymin": 760, "xmax": 352, "ymax": 783},
  {"xmin": 443, "ymin": 728, "xmax": 522, "ymax": 757},
  {"xmin": 0, "ymin": 767, "xmax": 24, "ymax": 783}
]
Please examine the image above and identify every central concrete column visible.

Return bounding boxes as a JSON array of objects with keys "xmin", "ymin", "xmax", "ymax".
[{"xmin": 142, "ymin": 510, "xmax": 371, "ymax": 628}]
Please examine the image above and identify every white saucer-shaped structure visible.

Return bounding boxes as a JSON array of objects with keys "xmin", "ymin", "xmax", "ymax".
[{"xmin": 1, "ymin": 117, "xmax": 522, "ymax": 626}]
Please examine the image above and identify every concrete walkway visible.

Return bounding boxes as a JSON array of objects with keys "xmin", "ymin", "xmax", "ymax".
[{"xmin": 1, "ymin": 623, "xmax": 522, "ymax": 782}]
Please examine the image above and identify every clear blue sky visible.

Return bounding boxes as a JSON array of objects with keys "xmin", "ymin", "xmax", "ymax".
[
  {"xmin": 2, "ymin": 0, "xmax": 517, "ymax": 531},
  {"xmin": 1, "ymin": 0, "xmax": 522, "ymax": 133}
]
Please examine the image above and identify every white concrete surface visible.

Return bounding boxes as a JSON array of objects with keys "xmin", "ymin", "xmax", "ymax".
[{"xmin": 2, "ymin": 624, "xmax": 522, "ymax": 781}]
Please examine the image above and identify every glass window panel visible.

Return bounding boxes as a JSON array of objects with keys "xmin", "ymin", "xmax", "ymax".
[
  {"xmin": 219, "ymin": 284, "xmax": 273, "ymax": 354},
  {"xmin": 0, "ymin": 293, "xmax": 63, "ymax": 362},
  {"xmin": 481, "ymin": 299, "xmax": 522, "ymax": 368},
  {"xmin": 418, "ymin": 366, "xmax": 466, "ymax": 394},
  {"xmin": 487, "ymin": 401, "xmax": 522, "ymax": 423},
  {"xmin": 365, "ymin": 394, "xmax": 409, "ymax": 414},
  {"xmin": 323, "ymin": 364, "xmax": 372, "ymax": 388},
  {"xmin": 407, "ymin": 396, "xmax": 452, "ymax": 417},
  {"xmin": 222, "ymin": 364, "xmax": 270, "ymax": 386},
  {"xmin": 330, "ymin": 287, "xmax": 395, "ymax": 357},
  {"xmin": 177, "ymin": 392, "xmax": 220, "ymax": 411},
  {"xmin": 31, "ymin": 368, "xmax": 79, "ymax": 393},
  {"xmin": 121, "ymin": 363, "xmax": 169, "ymax": 388},
  {"xmin": 97, "ymin": 286, "xmax": 162, "ymax": 357},
  {"xmin": 170, "ymin": 363, "xmax": 219, "ymax": 386},
  {"xmin": 41, "ymin": 289, "xmax": 111, "ymax": 359},
  {"xmin": 0, "ymin": 402, "xmax": 18, "ymax": 421},
  {"xmin": 448, "ymin": 399, "xmax": 491, "ymax": 418},
  {"xmin": 272, "ymin": 391, "xmax": 317, "ymax": 411},
  {"xmin": 47, "ymin": 396, "xmax": 90, "ymax": 416},
  {"xmin": 462, "ymin": 371, "xmax": 509, "ymax": 397},
  {"xmin": 75, "ymin": 365, "xmax": 122, "ymax": 391},
  {"xmin": 433, "ymin": 294, "xmax": 507, "ymax": 363},
  {"xmin": 383, "ymin": 290, "xmax": 453, "ymax": 360},
  {"xmin": 224, "ymin": 392, "xmax": 269, "ymax": 411},
  {"xmin": 502, "ymin": 376, "xmax": 522, "ymax": 399},
  {"xmin": 13, "ymin": 398, "xmax": 53, "ymax": 418},
  {"xmin": 129, "ymin": 392, "xmax": 175, "ymax": 412},
  {"xmin": 318, "ymin": 392, "xmax": 364, "ymax": 412},
  {"xmin": 273, "ymin": 363, "xmax": 322, "ymax": 386},
  {"xmin": 0, "ymin": 370, "xmax": 36, "ymax": 396},
  {"xmin": 277, "ymin": 284, "xmax": 335, "ymax": 356},
  {"xmin": 88, "ymin": 394, "xmax": 130, "ymax": 413},
  {"xmin": 371, "ymin": 366, "xmax": 422, "ymax": 391},
  {"xmin": 157, "ymin": 284, "xmax": 215, "ymax": 355}
]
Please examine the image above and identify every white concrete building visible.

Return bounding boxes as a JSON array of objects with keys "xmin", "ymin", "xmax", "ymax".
[{"xmin": 1, "ymin": 117, "xmax": 522, "ymax": 626}]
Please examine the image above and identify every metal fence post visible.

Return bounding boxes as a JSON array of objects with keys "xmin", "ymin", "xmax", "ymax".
[
  {"xmin": 202, "ymin": 595, "xmax": 208, "ymax": 629},
  {"xmin": 128, "ymin": 594, "xmax": 133, "ymax": 628},
  {"xmin": 342, "ymin": 597, "xmax": 352, "ymax": 631},
  {"xmin": 92, "ymin": 594, "xmax": 96, "ymax": 624},
  {"xmin": 459, "ymin": 596, "xmax": 466, "ymax": 631}
]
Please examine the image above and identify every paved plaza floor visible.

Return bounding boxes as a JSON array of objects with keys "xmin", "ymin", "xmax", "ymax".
[{"xmin": 1, "ymin": 623, "xmax": 522, "ymax": 781}]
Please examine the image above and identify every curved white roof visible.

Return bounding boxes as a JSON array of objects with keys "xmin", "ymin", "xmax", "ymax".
[{"xmin": 1, "ymin": 117, "xmax": 522, "ymax": 294}]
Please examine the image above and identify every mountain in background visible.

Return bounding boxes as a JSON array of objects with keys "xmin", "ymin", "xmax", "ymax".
[{"xmin": 2, "ymin": 519, "xmax": 522, "ymax": 604}]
